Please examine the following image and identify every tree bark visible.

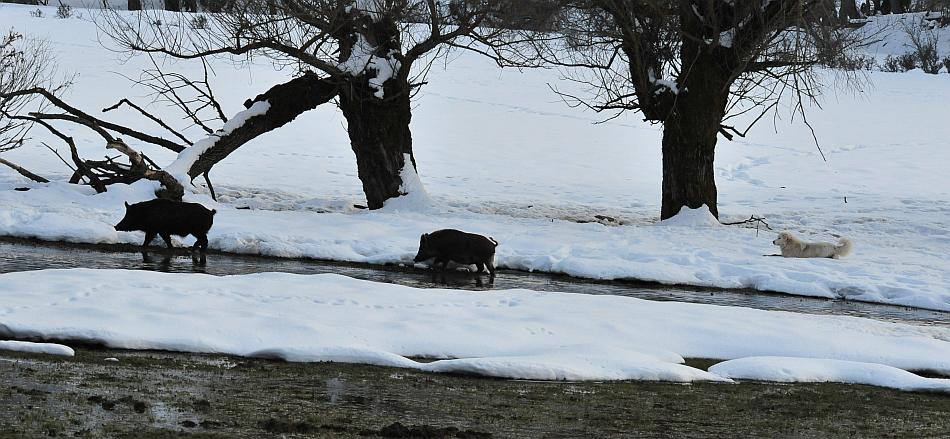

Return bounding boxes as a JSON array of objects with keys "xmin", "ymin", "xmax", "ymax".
[
  {"xmin": 840, "ymin": 0, "xmax": 863, "ymax": 21},
  {"xmin": 186, "ymin": 73, "xmax": 337, "ymax": 180},
  {"xmin": 660, "ymin": 114, "xmax": 721, "ymax": 221},
  {"xmin": 888, "ymin": 0, "xmax": 904, "ymax": 14},
  {"xmin": 659, "ymin": 49, "xmax": 731, "ymax": 221},
  {"xmin": 338, "ymin": 79, "xmax": 415, "ymax": 210}
]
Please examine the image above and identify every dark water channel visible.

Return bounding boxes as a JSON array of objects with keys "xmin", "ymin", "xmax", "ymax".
[{"xmin": 1, "ymin": 239, "xmax": 947, "ymax": 327}]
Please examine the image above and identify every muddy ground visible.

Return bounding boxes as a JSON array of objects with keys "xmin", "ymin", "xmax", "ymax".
[{"xmin": 2, "ymin": 348, "xmax": 949, "ymax": 438}]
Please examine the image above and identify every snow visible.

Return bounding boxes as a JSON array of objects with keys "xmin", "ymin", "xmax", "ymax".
[
  {"xmin": 659, "ymin": 205, "xmax": 720, "ymax": 227},
  {"xmin": 719, "ymin": 29, "xmax": 735, "ymax": 48},
  {"xmin": 710, "ymin": 357, "xmax": 950, "ymax": 393},
  {"xmin": 2, "ymin": 268, "xmax": 949, "ymax": 386},
  {"xmin": 337, "ymin": 31, "xmax": 401, "ymax": 98},
  {"xmin": 1, "ymin": 6, "xmax": 950, "ymax": 312},
  {"xmin": 0, "ymin": 340, "xmax": 75, "ymax": 357},
  {"xmin": 383, "ymin": 154, "xmax": 433, "ymax": 211}
]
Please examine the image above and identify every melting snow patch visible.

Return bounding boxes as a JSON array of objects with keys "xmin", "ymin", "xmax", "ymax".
[
  {"xmin": 0, "ymin": 340, "xmax": 75, "ymax": 357},
  {"xmin": 710, "ymin": 356, "xmax": 950, "ymax": 393}
]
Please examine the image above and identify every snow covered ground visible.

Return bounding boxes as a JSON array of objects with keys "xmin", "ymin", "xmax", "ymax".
[
  {"xmin": 2, "ymin": 268, "xmax": 949, "ymax": 390},
  {"xmin": 1, "ymin": 5, "xmax": 949, "ymax": 313}
]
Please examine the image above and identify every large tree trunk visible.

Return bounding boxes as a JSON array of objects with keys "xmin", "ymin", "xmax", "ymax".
[
  {"xmin": 338, "ymin": 80, "xmax": 415, "ymax": 210},
  {"xmin": 128, "ymin": 0, "xmax": 142, "ymax": 11},
  {"xmin": 660, "ymin": 51, "xmax": 731, "ymax": 221},
  {"xmin": 840, "ymin": 0, "xmax": 862, "ymax": 21},
  {"xmin": 660, "ymin": 113, "xmax": 720, "ymax": 221},
  {"xmin": 888, "ymin": 0, "xmax": 904, "ymax": 14}
]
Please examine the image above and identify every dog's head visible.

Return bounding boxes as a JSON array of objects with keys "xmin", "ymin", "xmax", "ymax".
[{"xmin": 773, "ymin": 231, "xmax": 804, "ymax": 250}]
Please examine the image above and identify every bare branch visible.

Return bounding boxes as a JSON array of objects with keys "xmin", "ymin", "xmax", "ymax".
[{"xmin": 103, "ymin": 98, "xmax": 193, "ymax": 146}]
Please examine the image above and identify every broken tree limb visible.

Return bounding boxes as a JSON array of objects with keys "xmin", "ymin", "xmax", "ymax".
[
  {"xmin": 106, "ymin": 139, "xmax": 184, "ymax": 200},
  {"xmin": 0, "ymin": 157, "xmax": 49, "ymax": 183},
  {"xmin": 184, "ymin": 72, "xmax": 338, "ymax": 181}
]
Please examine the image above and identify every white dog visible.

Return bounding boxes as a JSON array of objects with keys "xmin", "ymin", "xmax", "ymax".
[{"xmin": 772, "ymin": 231, "xmax": 853, "ymax": 259}]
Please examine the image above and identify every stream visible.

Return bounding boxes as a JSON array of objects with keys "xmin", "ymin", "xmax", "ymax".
[{"xmin": 1, "ymin": 239, "xmax": 946, "ymax": 327}]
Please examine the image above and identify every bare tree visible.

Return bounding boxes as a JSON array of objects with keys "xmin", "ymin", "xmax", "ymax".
[
  {"xmin": 97, "ymin": 0, "xmax": 520, "ymax": 208},
  {"xmin": 525, "ymin": 1, "xmax": 866, "ymax": 219},
  {"xmin": 0, "ymin": 31, "xmax": 68, "ymax": 182}
]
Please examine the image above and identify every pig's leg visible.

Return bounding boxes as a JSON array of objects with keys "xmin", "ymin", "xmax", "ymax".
[
  {"xmin": 160, "ymin": 233, "xmax": 174, "ymax": 249},
  {"xmin": 475, "ymin": 262, "xmax": 485, "ymax": 273},
  {"xmin": 435, "ymin": 258, "xmax": 448, "ymax": 272},
  {"xmin": 194, "ymin": 234, "xmax": 209, "ymax": 252},
  {"xmin": 142, "ymin": 231, "xmax": 156, "ymax": 249},
  {"xmin": 486, "ymin": 262, "xmax": 496, "ymax": 276}
]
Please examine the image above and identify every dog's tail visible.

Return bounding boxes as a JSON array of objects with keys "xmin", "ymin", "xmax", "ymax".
[{"xmin": 834, "ymin": 238, "xmax": 853, "ymax": 258}]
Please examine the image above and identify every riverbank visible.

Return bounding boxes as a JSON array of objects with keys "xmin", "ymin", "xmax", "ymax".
[{"xmin": 3, "ymin": 347, "xmax": 949, "ymax": 438}]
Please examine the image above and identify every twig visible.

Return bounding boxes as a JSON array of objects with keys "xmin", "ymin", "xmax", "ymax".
[
  {"xmin": 202, "ymin": 171, "xmax": 217, "ymax": 201},
  {"xmin": 41, "ymin": 142, "xmax": 75, "ymax": 171},
  {"xmin": 102, "ymin": 98, "xmax": 193, "ymax": 146},
  {"xmin": 722, "ymin": 215, "xmax": 773, "ymax": 237}
]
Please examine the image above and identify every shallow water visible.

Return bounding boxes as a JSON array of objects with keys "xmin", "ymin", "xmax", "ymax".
[{"xmin": 1, "ymin": 239, "xmax": 947, "ymax": 327}]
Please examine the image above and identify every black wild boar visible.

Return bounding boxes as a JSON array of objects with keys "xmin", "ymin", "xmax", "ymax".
[
  {"xmin": 114, "ymin": 199, "xmax": 216, "ymax": 252},
  {"xmin": 413, "ymin": 229, "xmax": 498, "ymax": 275}
]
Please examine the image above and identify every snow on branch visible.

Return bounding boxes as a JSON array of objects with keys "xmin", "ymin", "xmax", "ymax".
[{"xmin": 164, "ymin": 100, "xmax": 272, "ymax": 185}]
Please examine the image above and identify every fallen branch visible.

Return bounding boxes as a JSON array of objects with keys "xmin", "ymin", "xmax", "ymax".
[{"xmin": 0, "ymin": 157, "xmax": 49, "ymax": 183}]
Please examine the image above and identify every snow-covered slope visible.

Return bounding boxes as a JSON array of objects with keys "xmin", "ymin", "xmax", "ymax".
[{"xmin": 1, "ymin": 5, "xmax": 949, "ymax": 311}]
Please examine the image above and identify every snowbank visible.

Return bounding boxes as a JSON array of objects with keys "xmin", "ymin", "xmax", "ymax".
[
  {"xmin": 0, "ymin": 340, "xmax": 75, "ymax": 357},
  {"xmin": 710, "ymin": 357, "xmax": 950, "ymax": 393},
  {"xmin": 1, "ymin": 269, "xmax": 948, "ymax": 387}
]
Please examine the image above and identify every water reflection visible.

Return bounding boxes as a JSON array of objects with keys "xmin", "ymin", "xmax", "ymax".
[{"xmin": 1, "ymin": 240, "xmax": 946, "ymax": 327}]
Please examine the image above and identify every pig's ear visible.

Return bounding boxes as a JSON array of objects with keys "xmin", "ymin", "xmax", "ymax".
[
  {"xmin": 124, "ymin": 201, "xmax": 130, "ymax": 208},
  {"xmin": 420, "ymin": 233, "xmax": 428, "ymax": 242}
]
